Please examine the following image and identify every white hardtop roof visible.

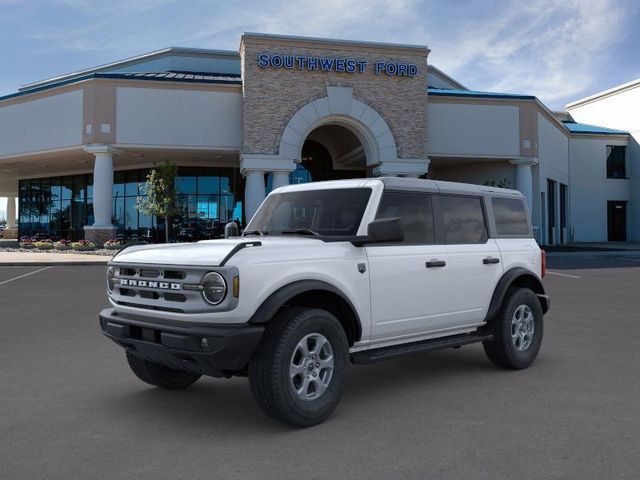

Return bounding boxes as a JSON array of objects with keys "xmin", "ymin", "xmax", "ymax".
[{"xmin": 272, "ymin": 177, "xmax": 523, "ymax": 197}]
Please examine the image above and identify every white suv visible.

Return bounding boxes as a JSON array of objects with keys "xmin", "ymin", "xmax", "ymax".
[{"xmin": 100, "ymin": 178, "xmax": 549, "ymax": 427}]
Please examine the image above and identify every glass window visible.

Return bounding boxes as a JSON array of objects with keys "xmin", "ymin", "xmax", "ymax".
[
  {"xmin": 440, "ymin": 195, "xmax": 487, "ymax": 244},
  {"xmin": 125, "ymin": 197, "xmax": 138, "ymax": 230},
  {"xmin": 492, "ymin": 197, "xmax": 530, "ymax": 236},
  {"xmin": 375, "ymin": 191, "xmax": 434, "ymax": 244},
  {"xmin": 125, "ymin": 171, "xmax": 140, "ymax": 196},
  {"xmin": 606, "ymin": 146, "xmax": 626, "ymax": 179},
  {"xmin": 247, "ymin": 188, "xmax": 371, "ymax": 237},
  {"xmin": 175, "ymin": 175, "xmax": 197, "ymax": 194},
  {"xmin": 61, "ymin": 177, "xmax": 73, "ymax": 200},
  {"xmin": 113, "ymin": 171, "xmax": 125, "ymax": 198},
  {"xmin": 198, "ymin": 175, "xmax": 219, "ymax": 194}
]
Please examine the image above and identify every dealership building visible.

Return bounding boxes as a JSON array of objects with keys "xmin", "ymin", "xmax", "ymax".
[{"xmin": 0, "ymin": 33, "xmax": 637, "ymax": 244}]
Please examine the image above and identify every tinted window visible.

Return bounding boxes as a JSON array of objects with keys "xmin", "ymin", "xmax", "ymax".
[
  {"xmin": 606, "ymin": 145, "xmax": 626, "ymax": 179},
  {"xmin": 492, "ymin": 197, "xmax": 530, "ymax": 235},
  {"xmin": 376, "ymin": 191, "xmax": 434, "ymax": 244},
  {"xmin": 440, "ymin": 195, "xmax": 487, "ymax": 244}
]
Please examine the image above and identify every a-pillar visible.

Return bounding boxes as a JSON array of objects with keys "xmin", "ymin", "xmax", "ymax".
[
  {"xmin": 84, "ymin": 145, "xmax": 119, "ymax": 245},
  {"xmin": 241, "ymin": 154, "xmax": 295, "ymax": 222},
  {"xmin": 372, "ymin": 158, "xmax": 429, "ymax": 178},
  {"xmin": 509, "ymin": 158, "xmax": 538, "ymax": 214}
]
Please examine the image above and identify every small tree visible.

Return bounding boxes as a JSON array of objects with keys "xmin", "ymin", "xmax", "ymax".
[{"xmin": 136, "ymin": 161, "xmax": 179, "ymax": 243}]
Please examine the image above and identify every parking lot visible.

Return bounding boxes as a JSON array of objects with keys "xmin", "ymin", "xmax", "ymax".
[{"xmin": 1, "ymin": 256, "xmax": 639, "ymax": 479}]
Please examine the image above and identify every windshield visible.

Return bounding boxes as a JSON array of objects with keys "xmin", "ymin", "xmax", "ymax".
[{"xmin": 245, "ymin": 188, "xmax": 372, "ymax": 237}]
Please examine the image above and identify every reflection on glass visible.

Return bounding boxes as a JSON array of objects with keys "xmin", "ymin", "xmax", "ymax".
[{"xmin": 175, "ymin": 176, "xmax": 197, "ymax": 194}]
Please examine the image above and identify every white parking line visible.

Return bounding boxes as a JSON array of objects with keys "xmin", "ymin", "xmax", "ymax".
[
  {"xmin": 0, "ymin": 266, "xmax": 52, "ymax": 287},
  {"xmin": 546, "ymin": 271, "xmax": 581, "ymax": 279}
]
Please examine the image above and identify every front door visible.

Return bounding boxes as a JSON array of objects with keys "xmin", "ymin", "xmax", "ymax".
[
  {"xmin": 608, "ymin": 201, "xmax": 627, "ymax": 241},
  {"xmin": 366, "ymin": 191, "xmax": 451, "ymax": 341}
]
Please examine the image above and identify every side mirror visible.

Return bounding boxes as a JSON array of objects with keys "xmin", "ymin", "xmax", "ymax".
[{"xmin": 358, "ymin": 217, "xmax": 404, "ymax": 245}]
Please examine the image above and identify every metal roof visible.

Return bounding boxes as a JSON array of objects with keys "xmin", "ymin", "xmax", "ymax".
[
  {"xmin": 562, "ymin": 121, "xmax": 628, "ymax": 135},
  {"xmin": 0, "ymin": 71, "xmax": 242, "ymax": 103},
  {"xmin": 428, "ymin": 87, "xmax": 536, "ymax": 100}
]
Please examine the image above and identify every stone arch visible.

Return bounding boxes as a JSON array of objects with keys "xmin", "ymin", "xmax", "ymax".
[{"xmin": 278, "ymin": 86, "xmax": 398, "ymax": 166}]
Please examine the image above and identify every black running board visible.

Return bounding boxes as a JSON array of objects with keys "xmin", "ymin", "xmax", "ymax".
[{"xmin": 351, "ymin": 332, "xmax": 493, "ymax": 365}]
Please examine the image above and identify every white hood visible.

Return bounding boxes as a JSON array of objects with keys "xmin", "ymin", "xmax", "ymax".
[{"xmin": 111, "ymin": 237, "xmax": 323, "ymax": 266}]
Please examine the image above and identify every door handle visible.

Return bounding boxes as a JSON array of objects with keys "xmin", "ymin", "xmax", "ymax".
[
  {"xmin": 483, "ymin": 257, "xmax": 500, "ymax": 264},
  {"xmin": 426, "ymin": 260, "xmax": 446, "ymax": 268}
]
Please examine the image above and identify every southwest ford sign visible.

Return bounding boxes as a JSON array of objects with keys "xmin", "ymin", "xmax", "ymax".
[{"xmin": 257, "ymin": 54, "xmax": 418, "ymax": 77}]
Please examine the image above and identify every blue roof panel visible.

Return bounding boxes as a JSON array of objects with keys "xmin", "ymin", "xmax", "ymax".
[
  {"xmin": 562, "ymin": 121, "xmax": 628, "ymax": 135},
  {"xmin": 428, "ymin": 87, "xmax": 535, "ymax": 100}
]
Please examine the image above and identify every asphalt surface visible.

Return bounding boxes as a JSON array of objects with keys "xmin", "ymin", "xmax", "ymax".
[{"xmin": 1, "ymin": 257, "xmax": 639, "ymax": 479}]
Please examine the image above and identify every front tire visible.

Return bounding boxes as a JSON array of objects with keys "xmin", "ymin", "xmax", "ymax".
[
  {"xmin": 249, "ymin": 307, "xmax": 349, "ymax": 427},
  {"xmin": 483, "ymin": 288, "xmax": 544, "ymax": 369},
  {"xmin": 126, "ymin": 352, "xmax": 202, "ymax": 389}
]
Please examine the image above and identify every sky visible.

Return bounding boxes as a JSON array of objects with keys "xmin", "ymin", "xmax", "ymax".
[{"xmin": 0, "ymin": 0, "xmax": 639, "ymax": 218}]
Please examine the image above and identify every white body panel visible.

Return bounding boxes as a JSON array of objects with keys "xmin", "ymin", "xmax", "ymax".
[
  {"xmin": 446, "ymin": 239, "xmax": 503, "ymax": 325},
  {"xmin": 366, "ymin": 244, "xmax": 450, "ymax": 341}
]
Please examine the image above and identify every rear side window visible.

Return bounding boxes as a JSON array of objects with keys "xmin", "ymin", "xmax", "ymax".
[
  {"xmin": 440, "ymin": 195, "xmax": 487, "ymax": 244},
  {"xmin": 492, "ymin": 197, "xmax": 530, "ymax": 236},
  {"xmin": 375, "ymin": 191, "xmax": 434, "ymax": 244}
]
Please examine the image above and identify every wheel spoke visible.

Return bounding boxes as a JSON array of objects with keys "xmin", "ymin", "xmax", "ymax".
[{"xmin": 290, "ymin": 363, "xmax": 306, "ymax": 378}]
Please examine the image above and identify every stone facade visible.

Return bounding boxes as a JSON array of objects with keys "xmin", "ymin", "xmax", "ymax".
[{"xmin": 240, "ymin": 34, "xmax": 429, "ymax": 161}]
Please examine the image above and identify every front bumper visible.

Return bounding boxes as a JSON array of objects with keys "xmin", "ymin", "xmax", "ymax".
[{"xmin": 99, "ymin": 308, "xmax": 264, "ymax": 377}]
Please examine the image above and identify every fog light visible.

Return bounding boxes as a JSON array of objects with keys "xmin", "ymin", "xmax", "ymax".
[{"xmin": 200, "ymin": 337, "xmax": 209, "ymax": 350}]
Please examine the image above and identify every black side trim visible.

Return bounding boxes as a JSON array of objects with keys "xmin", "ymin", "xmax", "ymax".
[
  {"xmin": 248, "ymin": 280, "xmax": 362, "ymax": 341},
  {"xmin": 351, "ymin": 332, "xmax": 493, "ymax": 364},
  {"xmin": 484, "ymin": 268, "xmax": 548, "ymax": 322},
  {"xmin": 219, "ymin": 241, "xmax": 262, "ymax": 266}
]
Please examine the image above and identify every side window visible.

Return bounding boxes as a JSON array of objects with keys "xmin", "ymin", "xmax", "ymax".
[
  {"xmin": 492, "ymin": 197, "xmax": 530, "ymax": 236},
  {"xmin": 439, "ymin": 195, "xmax": 487, "ymax": 244},
  {"xmin": 375, "ymin": 191, "xmax": 434, "ymax": 244}
]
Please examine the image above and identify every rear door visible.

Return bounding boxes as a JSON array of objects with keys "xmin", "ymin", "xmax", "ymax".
[
  {"xmin": 438, "ymin": 194, "xmax": 503, "ymax": 326},
  {"xmin": 366, "ymin": 190, "xmax": 451, "ymax": 341}
]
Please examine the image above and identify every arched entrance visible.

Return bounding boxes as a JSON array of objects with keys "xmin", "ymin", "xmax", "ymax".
[{"xmin": 293, "ymin": 125, "xmax": 367, "ymax": 184}]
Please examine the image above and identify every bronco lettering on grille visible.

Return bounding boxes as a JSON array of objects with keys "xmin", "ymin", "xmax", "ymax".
[{"xmin": 119, "ymin": 279, "xmax": 181, "ymax": 290}]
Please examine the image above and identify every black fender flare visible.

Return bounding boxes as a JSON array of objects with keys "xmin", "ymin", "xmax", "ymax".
[
  {"xmin": 484, "ymin": 268, "xmax": 549, "ymax": 323},
  {"xmin": 248, "ymin": 280, "xmax": 363, "ymax": 342}
]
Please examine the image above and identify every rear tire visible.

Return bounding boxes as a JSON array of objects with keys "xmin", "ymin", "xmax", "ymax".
[
  {"xmin": 483, "ymin": 288, "xmax": 544, "ymax": 369},
  {"xmin": 126, "ymin": 352, "xmax": 202, "ymax": 389},
  {"xmin": 249, "ymin": 307, "xmax": 349, "ymax": 427}
]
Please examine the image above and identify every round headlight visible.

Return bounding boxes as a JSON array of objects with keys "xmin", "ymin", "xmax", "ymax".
[
  {"xmin": 106, "ymin": 266, "xmax": 115, "ymax": 292},
  {"xmin": 201, "ymin": 272, "xmax": 227, "ymax": 305}
]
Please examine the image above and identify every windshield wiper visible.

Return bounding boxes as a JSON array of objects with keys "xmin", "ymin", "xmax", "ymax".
[
  {"xmin": 280, "ymin": 228, "xmax": 321, "ymax": 237},
  {"xmin": 243, "ymin": 229, "xmax": 267, "ymax": 236}
]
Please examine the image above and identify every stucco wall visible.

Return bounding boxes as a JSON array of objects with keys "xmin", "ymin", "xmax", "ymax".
[
  {"xmin": 568, "ymin": 87, "xmax": 640, "ymax": 241},
  {"xmin": 0, "ymin": 90, "xmax": 83, "ymax": 157},
  {"xmin": 116, "ymin": 87, "xmax": 242, "ymax": 148},
  {"xmin": 427, "ymin": 102, "xmax": 520, "ymax": 157},
  {"xmin": 569, "ymin": 136, "xmax": 629, "ymax": 242},
  {"xmin": 240, "ymin": 36, "xmax": 428, "ymax": 159}
]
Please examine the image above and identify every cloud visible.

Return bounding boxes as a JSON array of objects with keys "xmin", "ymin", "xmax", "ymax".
[
  {"xmin": 1, "ymin": 0, "xmax": 637, "ymax": 109},
  {"xmin": 428, "ymin": 0, "xmax": 633, "ymax": 107}
]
